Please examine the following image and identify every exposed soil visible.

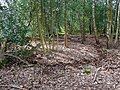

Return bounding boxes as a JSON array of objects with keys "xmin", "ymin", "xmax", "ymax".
[{"xmin": 0, "ymin": 36, "xmax": 120, "ymax": 90}]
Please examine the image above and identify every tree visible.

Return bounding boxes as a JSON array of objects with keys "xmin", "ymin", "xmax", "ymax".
[
  {"xmin": 64, "ymin": 0, "xmax": 68, "ymax": 47},
  {"xmin": 81, "ymin": 0, "xmax": 86, "ymax": 44},
  {"xmin": 114, "ymin": 1, "xmax": 120, "ymax": 44},
  {"xmin": 49, "ymin": 0, "xmax": 54, "ymax": 50},
  {"xmin": 0, "ymin": 0, "xmax": 118, "ymax": 54},
  {"xmin": 55, "ymin": 0, "xmax": 59, "ymax": 50},
  {"xmin": 92, "ymin": 0, "xmax": 99, "ymax": 44},
  {"xmin": 107, "ymin": 0, "xmax": 113, "ymax": 49}
]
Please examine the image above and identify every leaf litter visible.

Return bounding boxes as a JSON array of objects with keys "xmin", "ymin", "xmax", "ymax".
[{"xmin": 0, "ymin": 36, "xmax": 120, "ymax": 90}]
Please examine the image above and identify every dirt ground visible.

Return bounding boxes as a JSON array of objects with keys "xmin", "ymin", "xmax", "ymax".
[{"xmin": 0, "ymin": 36, "xmax": 120, "ymax": 90}]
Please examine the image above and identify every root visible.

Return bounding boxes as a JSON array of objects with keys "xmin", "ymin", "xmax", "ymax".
[{"xmin": 4, "ymin": 54, "xmax": 29, "ymax": 65}]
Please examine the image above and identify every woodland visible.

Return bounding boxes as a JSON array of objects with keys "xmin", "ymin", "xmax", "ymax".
[{"xmin": 0, "ymin": 0, "xmax": 120, "ymax": 90}]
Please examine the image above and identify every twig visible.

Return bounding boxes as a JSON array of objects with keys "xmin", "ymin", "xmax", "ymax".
[
  {"xmin": 4, "ymin": 54, "xmax": 29, "ymax": 65},
  {"xmin": 93, "ymin": 60, "xmax": 109, "ymax": 82},
  {"xmin": 93, "ymin": 67, "xmax": 101, "ymax": 82}
]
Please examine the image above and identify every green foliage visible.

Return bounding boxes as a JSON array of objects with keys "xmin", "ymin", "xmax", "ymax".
[
  {"xmin": 84, "ymin": 69, "xmax": 91, "ymax": 74},
  {"xmin": 0, "ymin": 58, "xmax": 8, "ymax": 68},
  {"xmin": 0, "ymin": 0, "xmax": 117, "ymax": 52},
  {"xmin": 58, "ymin": 26, "xmax": 65, "ymax": 35},
  {"xmin": 1, "ymin": 0, "xmax": 30, "ymax": 46}
]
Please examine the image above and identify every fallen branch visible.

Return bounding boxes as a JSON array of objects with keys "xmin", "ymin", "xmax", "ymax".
[
  {"xmin": 4, "ymin": 54, "xmax": 29, "ymax": 65},
  {"xmin": 93, "ymin": 61, "xmax": 109, "ymax": 82},
  {"xmin": 0, "ymin": 84, "xmax": 22, "ymax": 89}
]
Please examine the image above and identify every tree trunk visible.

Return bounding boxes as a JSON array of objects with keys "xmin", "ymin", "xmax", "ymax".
[
  {"xmin": 114, "ymin": 1, "xmax": 120, "ymax": 44},
  {"xmin": 92, "ymin": 0, "xmax": 99, "ymax": 44},
  {"xmin": 49, "ymin": 0, "xmax": 55, "ymax": 50},
  {"xmin": 64, "ymin": 0, "xmax": 68, "ymax": 47},
  {"xmin": 103, "ymin": 0, "xmax": 107, "ymax": 35},
  {"xmin": 89, "ymin": 18, "xmax": 92, "ymax": 35},
  {"xmin": 81, "ymin": 0, "xmax": 86, "ymax": 44},
  {"xmin": 114, "ymin": 0, "xmax": 119, "ymax": 32},
  {"xmin": 78, "ymin": 13, "xmax": 82, "ymax": 35},
  {"xmin": 107, "ymin": 0, "xmax": 113, "ymax": 49},
  {"xmin": 36, "ymin": 2, "xmax": 45, "ymax": 52},
  {"xmin": 42, "ymin": 0, "xmax": 49, "ymax": 51},
  {"xmin": 56, "ymin": 0, "xmax": 59, "ymax": 50}
]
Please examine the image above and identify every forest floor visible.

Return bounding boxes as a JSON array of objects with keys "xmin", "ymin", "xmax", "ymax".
[{"xmin": 0, "ymin": 35, "xmax": 120, "ymax": 90}]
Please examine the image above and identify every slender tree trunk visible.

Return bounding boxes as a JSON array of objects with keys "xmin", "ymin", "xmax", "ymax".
[
  {"xmin": 0, "ymin": 10, "xmax": 5, "ymax": 60},
  {"xmin": 49, "ymin": 0, "xmax": 54, "ymax": 50},
  {"xmin": 56, "ymin": 0, "xmax": 59, "ymax": 50},
  {"xmin": 114, "ymin": 0, "xmax": 119, "ymax": 32},
  {"xmin": 42, "ymin": 0, "xmax": 48, "ymax": 51},
  {"xmin": 78, "ymin": 13, "xmax": 82, "ymax": 35},
  {"xmin": 49, "ymin": 0, "xmax": 55, "ymax": 50},
  {"xmin": 92, "ymin": 0, "xmax": 99, "ymax": 44},
  {"xmin": 81, "ymin": 0, "xmax": 86, "ymax": 44},
  {"xmin": 35, "ymin": 2, "xmax": 45, "ymax": 52},
  {"xmin": 70, "ymin": 14, "xmax": 74, "ymax": 34},
  {"xmin": 50, "ymin": 0, "xmax": 53, "ymax": 35},
  {"xmin": 64, "ymin": 0, "xmax": 68, "ymax": 47},
  {"xmin": 107, "ymin": 0, "xmax": 113, "ymax": 49},
  {"xmin": 114, "ymin": 1, "xmax": 120, "ymax": 44},
  {"xmin": 103, "ymin": 0, "xmax": 107, "ymax": 35},
  {"xmin": 89, "ymin": 18, "xmax": 92, "ymax": 35}
]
